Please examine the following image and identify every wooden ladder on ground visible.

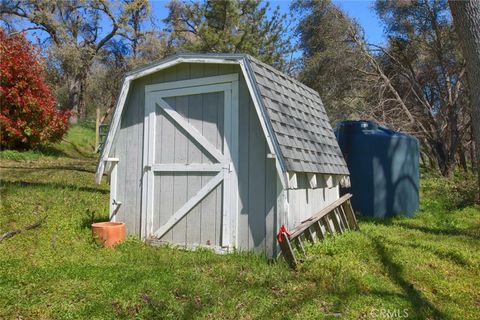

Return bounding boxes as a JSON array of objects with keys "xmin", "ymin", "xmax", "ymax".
[{"xmin": 278, "ymin": 194, "xmax": 359, "ymax": 269}]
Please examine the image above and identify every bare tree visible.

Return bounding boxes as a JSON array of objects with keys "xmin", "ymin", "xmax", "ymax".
[
  {"xmin": 334, "ymin": 0, "xmax": 470, "ymax": 176},
  {"xmin": 449, "ymin": 0, "xmax": 480, "ymax": 195}
]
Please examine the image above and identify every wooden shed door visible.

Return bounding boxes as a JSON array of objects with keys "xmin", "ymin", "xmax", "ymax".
[{"xmin": 142, "ymin": 73, "xmax": 239, "ymax": 249}]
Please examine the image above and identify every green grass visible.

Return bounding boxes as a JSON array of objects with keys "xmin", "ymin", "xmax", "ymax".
[
  {"xmin": 0, "ymin": 126, "xmax": 479, "ymax": 319},
  {"xmin": 0, "ymin": 123, "xmax": 96, "ymax": 160}
]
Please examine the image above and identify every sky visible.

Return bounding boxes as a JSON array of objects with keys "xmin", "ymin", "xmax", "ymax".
[
  {"xmin": 149, "ymin": 0, "xmax": 386, "ymax": 46},
  {"xmin": 18, "ymin": 0, "xmax": 386, "ymax": 52}
]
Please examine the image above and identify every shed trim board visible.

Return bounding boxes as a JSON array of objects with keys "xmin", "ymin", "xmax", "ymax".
[
  {"xmin": 96, "ymin": 55, "xmax": 286, "ymax": 187},
  {"xmin": 145, "ymin": 73, "xmax": 239, "ymax": 92},
  {"xmin": 109, "ymin": 161, "xmax": 119, "ymax": 222},
  {"xmin": 97, "ymin": 53, "xmax": 350, "ymax": 255},
  {"xmin": 142, "ymin": 75, "xmax": 239, "ymax": 247},
  {"xmin": 154, "ymin": 97, "xmax": 224, "ymax": 163}
]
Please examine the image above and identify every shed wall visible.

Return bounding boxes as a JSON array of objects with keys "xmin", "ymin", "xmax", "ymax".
[
  {"xmin": 111, "ymin": 63, "xmax": 279, "ymax": 255},
  {"xmin": 286, "ymin": 173, "xmax": 339, "ymax": 229}
]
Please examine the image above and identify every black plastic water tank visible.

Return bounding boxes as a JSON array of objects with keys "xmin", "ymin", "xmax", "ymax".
[{"xmin": 336, "ymin": 121, "xmax": 419, "ymax": 218}]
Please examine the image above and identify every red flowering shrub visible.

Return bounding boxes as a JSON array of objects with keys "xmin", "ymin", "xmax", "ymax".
[{"xmin": 0, "ymin": 29, "xmax": 70, "ymax": 150}]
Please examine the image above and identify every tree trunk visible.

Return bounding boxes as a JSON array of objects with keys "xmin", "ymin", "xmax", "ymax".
[
  {"xmin": 458, "ymin": 141, "xmax": 468, "ymax": 173},
  {"xmin": 471, "ymin": 131, "xmax": 477, "ymax": 173},
  {"xmin": 66, "ymin": 67, "xmax": 89, "ymax": 123},
  {"xmin": 449, "ymin": 0, "xmax": 480, "ymax": 198},
  {"xmin": 78, "ymin": 69, "xmax": 88, "ymax": 120},
  {"xmin": 67, "ymin": 75, "xmax": 80, "ymax": 124}
]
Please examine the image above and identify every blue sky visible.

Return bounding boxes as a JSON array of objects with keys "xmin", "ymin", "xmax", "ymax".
[
  {"xmin": 332, "ymin": 0, "xmax": 385, "ymax": 45},
  {"xmin": 150, "ymin": 0, "xmax": 385, "ymax": 45},
  {"xmin": 20, "ymin": 0, "xmax": 385, "ymax": 51}
]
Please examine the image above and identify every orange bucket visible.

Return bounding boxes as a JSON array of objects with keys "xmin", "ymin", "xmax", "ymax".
[{"xmin": 91, "ymin": 222, "xmax": 126, "ymax": 247}]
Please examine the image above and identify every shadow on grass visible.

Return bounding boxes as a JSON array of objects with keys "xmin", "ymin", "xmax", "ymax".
[
  {"xmin": 1, "ymin": 165, "xmax": 96, "ymax": 174},
  {"xmin": 358, "ymin": 216, "xmax": 479, "ymax": 240},
  {"xmin": 380, "ymin": 236, "xmax": 471, "ymax": 267},
  {"xmin": 60, "ymin": 138, "xmax": 95, "ymax": 158},
  {"xmin": 0, "ymin": 180, "xmax": 108, "ymax": 194},
  {"xmin": 80, "ymin": 209, "xmax": 110, "ymax": 229},
  {"xmin": 395, "ymin": 222, "xmax": 480, "ymax": 240},
  {"xmin": 366, "ymin": 233, "xmax": 446, "ymax": 319},
  {"xmin": 36, "ymin": 144, "xmax": 69, "ymax": 157}
]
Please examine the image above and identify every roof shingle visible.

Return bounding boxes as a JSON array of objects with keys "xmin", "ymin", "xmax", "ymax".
[{"xmin": 246, "ymin": 56, "xmax": 349, "ymax": 175}]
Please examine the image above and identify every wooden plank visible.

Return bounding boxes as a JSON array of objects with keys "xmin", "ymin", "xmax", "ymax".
[
  {"xmin": 333, "ymin": 208, "xmax": 345, "ymax": 233},
  {"xmin": 146, "ymin": 73, "xmax": 238, "ymax": 92},
  {"xmin": 171, "ymin": 85, "xmax": 189, "ymax": 245},
  {"xmin": 151, "ymin": 163, "xmax": 223, "ymax": 172},
  {"xmin": 304, "ymin": 227, "xmax": 314, "ymax": 243},
  {"xmin": 135, "ymin": 77, "xmax": 147, "ymax": 235},
  {"xmin": 330, "ymin": 210, "xmax": 342, "ymax": 234},
  {"xmin": 155, "ymin": 83, "xmax": 232, "ymax": 99},
  {"xmin": 323, "ymin": 216, "xmax": 333, "ymax": 235},
  {"xmin": 151, "ymin": 68, "xmax": 176, "ymax": 240},
  {"xmin": 187, "ymin": 63, "xmax": 204, "ymax": 246},
  {"xmin": 288, "ymin": 172, "xmax": 298, "ymax": 189},
  {"xmin": 221, "ymin": 88, "xmax": 232, "ymax": 248},
  {"xmin": 109, "ymin": 162, "xmax": 118, "ymax": 222},
  {"xmin": 140, "ymin": 90, "xmax": 157, "ymax": 238},
  {"xmin": 96, "ymin": 79, "xmax": 131, "ymax": 183},
  {"xmin": 140, "ymin": 88, "xmax": 151, "ymax": 238},
  {"xmin": 265, "ymin": 152, "xmax": 277, "ymax": 256},
  {"xmin": 214, "ymin": 76, "xmax": 223, "ymax": 247},
  {"xmin": 237, "ymin": 72, "xmax": 250, "ymax": 250},
  {"xmin": 247, "ymin": 96, "xmax": 267, "ymax": 251},
  {"xmin": 185, "ymin": 75, "xmax": 203, "ymax": 245},
  {"xmin": 313, "ymin": 220, "xmax": 324, "ymax": 240},
  {"xmin": 133, "ymin": 57, "xmax": 238, "ymax": 80},
  {"xmin": 278, "ymin": 193, "xmax": 361, "ymax": 269},
  {"xmin": 154, "ymin": 171, "xmax": 224, "ymax": 238},
  {"xmin": 229, "ymin": 79, "xmax": 239, "ymax": 249},
  {"xmin": 279, "ymin": 233, "xmax": 297, "ymax": 269},
  {"xmin": 307, "ymin": 172, "xmax": 317, "ymax": 188},
  {"xmin": 338, "ymin": 205, "xmax": 351, "ymax": 230},
  {"xmin": 115, "ymin": 91, "xmax": 129, "ymax": 232},
  {"xmin": 295, "ymin": 237, "xmax": 306, "ymax": 256},
  {"xmin": 158, "ymin": 105, "xmax": 175, "ymax": 241},
  {"xmin": 125, "ymin": 81, "xmax": 143, "ymax": 236},
  {"xmin": 198, "ymin": 90, "xmax": 220, "ymax": 246},
  {"xmin": 289, "ymin": 194, "xmax": 353, "ymax": 239},
  {"xmin": 156, "ymin": 98, "xmax": 224, "ymax": 163},
  {"xmin": 343, "ymin": 199, "xmax": 359, "ymax": 230}
]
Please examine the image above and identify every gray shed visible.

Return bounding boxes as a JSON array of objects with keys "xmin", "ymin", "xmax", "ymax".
[{"xmin": 96, "ymin": 53, "xmax": 349, "ymax": 256}]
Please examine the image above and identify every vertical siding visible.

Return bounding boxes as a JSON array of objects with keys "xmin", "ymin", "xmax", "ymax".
[
  {"xmin": 112, "ymin": 63, "xmax": 278, "ymax": 256},
  {"xmin": 152, "ymin": 64, "xmax": 224, "ymax": 246},
  {"xmin": 112, "ymin": 77, "xmax": 146, "ymax": 235},
  {"xmin": 286, "ymin": 174, "xmax": 340, "ymax": 229},
  {"xmin": 236, "ymin": 70, "xmax": 278, "ymax": 256}
]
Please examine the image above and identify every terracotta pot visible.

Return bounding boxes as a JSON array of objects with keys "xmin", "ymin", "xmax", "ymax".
[{"xmin": 91, "ymin": 222, "xmax": 126, "ymax": 248}]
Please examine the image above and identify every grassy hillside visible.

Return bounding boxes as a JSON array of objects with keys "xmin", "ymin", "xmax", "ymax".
[{"xmin": 0, "ymin": 125, "xmax": 479, "ymax": 319}]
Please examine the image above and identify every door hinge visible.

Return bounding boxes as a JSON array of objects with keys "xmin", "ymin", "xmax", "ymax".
[
  {"xmin": 223, "ymin": 162, "xmax": 233, "ymax": 172},
  {"xmin": 112, "ymin": 199, "xmax": 123, "ymax": 206}
]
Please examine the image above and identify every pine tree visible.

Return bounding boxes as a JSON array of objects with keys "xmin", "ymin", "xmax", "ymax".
[{"xmin": 164, "ymin": 0, "xmax": 293, "ymax": 71}]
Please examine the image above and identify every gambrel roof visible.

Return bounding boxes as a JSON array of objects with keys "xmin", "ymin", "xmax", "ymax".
[
  {"xmin": 247, "ymin": 57, "xmax": 348, "ymax": 175},
  {"xmin": 96, "ymin": 53, "xmax": 348, "ymax": 185}
]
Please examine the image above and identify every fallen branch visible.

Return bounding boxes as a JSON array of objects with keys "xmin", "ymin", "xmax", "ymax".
[{"xmin": 0, "ymin": 216, "xmax": 47, "ymax": 242}]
